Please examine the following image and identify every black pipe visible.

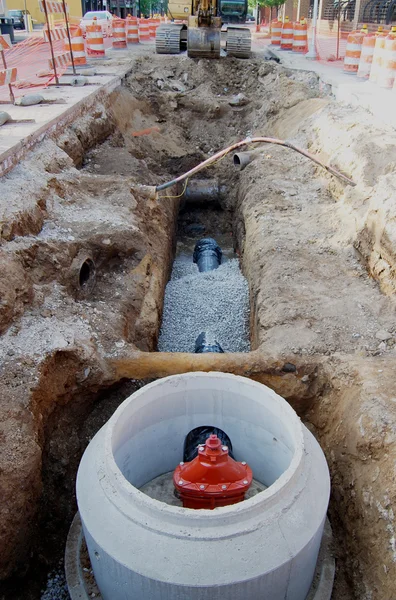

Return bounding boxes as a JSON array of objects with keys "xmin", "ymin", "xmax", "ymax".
[
  {"xmin": 193, "ymin": 237, "xmax": 222, "ymax": 273},
  {"xmin": 179, "ymin": 179, "xmax": 224, "ymax": 206},
  {"xmin": 194, "ymin": 331, "xmax": 224, "ymax": 354},
  {"xmin": 183, "ymin": 426, "xmax": 234, "ymax": 462}
]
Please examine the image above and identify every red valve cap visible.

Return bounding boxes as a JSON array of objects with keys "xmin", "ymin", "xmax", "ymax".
[{"xmin": 173, "ymin": 434, "xmax": 253, "ymax": 509}]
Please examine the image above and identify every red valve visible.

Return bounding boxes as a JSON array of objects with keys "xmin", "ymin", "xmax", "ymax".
[{"xmin": 173, "ymin": 434, "xmax": 253, "ymax": 509}]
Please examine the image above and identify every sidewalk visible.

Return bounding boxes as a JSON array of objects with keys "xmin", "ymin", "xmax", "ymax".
[
  {"xmin": 254, "ymin": 35, "xmax": 396, "ymax": 130},
  {"xmin": 0, "ymin": 43, "xmax": 152, "ymax": 178}
]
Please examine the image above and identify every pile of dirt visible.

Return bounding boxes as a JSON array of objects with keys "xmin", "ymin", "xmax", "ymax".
[{"xmin": 235, "ymin": 89, "xmax": 396, "ymax": 599}]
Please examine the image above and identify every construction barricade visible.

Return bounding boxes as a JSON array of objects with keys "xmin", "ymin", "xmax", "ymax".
[
  {"xmin": 0, "ymin": 36, "xmax": 71, "ymax": 102},
  {"xmin": 43, "ymin": 26, "xmax": 68, "ymax": 43},
  {"xmin": 292, "ymin": 19, "xmax": 308, "ymax": 53},
  {"xmin": 139, "ymin": 19, "xmax": 150, "ymax": 42},
  {"xmin": 377, "ymin": 27, "xmax": 396, "ymax": 88},
  {"xmin": 126, "ymin": 15, "xmax": 139, "ymax": 44},
  {"xmin": 0, "ymin": 67, "xmax": 17, "ymax": 86},
  {"xmin": 64, "ymin": 26, "xmax": 87, "ymax": 66},
  {"xmin": 86, "ymin": 18, "xmax": 105, "ymax": 58},
  {"xmin": 149, "ymin": 18, "xmax": 161, "ymax": 39},
  {"xmin": 357, "ymin": 28, "xmax": 382, "ymax": 78},
  {"xmin": 0, "ymin": 66, "xmax": 17, "ymax": 103},
  {"xmin": 370, "ymin": 32, "xmax": 388, "ymax": 83},
  {"xmin": 280, "ymin": 17, "xmax": 293, "ymax": 50},
  {"xmin": 112, "ymin": 18, "xmax": 127, "ymax": 49},
  {"xmin": 271, "ymin": 20, "xmax": 282, "ymax": 45},
  {"xmin": 343, "ymin": 26, "xmax": 368, "ymax": 73},
  {"xmin": 48, "ymin": 51, "xmax": 71, "ymax": 71}
]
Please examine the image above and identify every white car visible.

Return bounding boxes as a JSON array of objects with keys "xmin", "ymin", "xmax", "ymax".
[{"xmin": 80, "ymin": 11, "xmax": 113, "ymax": 37}]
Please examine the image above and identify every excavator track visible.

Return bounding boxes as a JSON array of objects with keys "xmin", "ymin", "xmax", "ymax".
[
  {"xmin": 226, "ymin": 26, "xmax": 251, "ymax": 58},
  {"xmin": 156, "ymin": 23, "xmax": 187, "ymax": 54}
]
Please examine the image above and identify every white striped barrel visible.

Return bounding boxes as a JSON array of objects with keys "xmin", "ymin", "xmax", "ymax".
[
  {"xmin": 271, "ymin": 20, "xmax": 282, "ymax": 45},
  {"xmin": 280, "ymin": 18, "xmax": 294, "ymax": 50},
  {"xmin": 112, "ymin": 18, "xmax": 127, "ymax": 49},
  {"xmin": 86, "ymin": 20, "xmax": 105, "ymax": 57},
  {"xmin": 377, "ymin": 30, "xmax": 396, "ymax": 88},
  {"xmin": 344, "ymin": 30, "xmax": 366, "ymax": 73}
]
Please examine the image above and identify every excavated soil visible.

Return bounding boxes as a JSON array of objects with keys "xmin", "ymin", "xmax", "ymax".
[{"xmin": 1, "ymin": 48, "xmax": 396, "ymax": 600}]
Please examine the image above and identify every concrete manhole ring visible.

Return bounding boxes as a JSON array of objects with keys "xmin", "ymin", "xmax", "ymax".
[{"xmin": 65, "ymin": 512, "xmax": 335, "ymax": 600}]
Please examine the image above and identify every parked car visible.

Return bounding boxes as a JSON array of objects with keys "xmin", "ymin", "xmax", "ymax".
[
  {"xmin": 245, "ymin": 14, "xmax": 255, "ymax": 22},
  {"xmin": 7, "ymin": 9, "xmax": 30, "ymax": 29},
  {"xmin": 79, "ymin": 11, "xmax": 113, "ymax": 37}
]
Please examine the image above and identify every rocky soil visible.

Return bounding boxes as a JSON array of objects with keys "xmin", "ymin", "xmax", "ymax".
[{"xmin": 1, "ymin": 46, "xmax": 396, "ymax": 600}]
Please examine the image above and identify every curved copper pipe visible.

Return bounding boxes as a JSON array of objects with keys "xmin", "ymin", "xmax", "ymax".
[{"xmin": 156, "ymin": 136, "xmax": 356, "ymax": 191}]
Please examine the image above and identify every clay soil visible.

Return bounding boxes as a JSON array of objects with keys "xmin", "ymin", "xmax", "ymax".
[{"xmin": 1, "ymin": 46, "xmax": 396, "ymax": 600}]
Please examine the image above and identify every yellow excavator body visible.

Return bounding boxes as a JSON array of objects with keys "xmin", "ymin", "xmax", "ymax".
[
  {"xmin": 167, "ymin": 0, "xmax": 191, "ymax": 20},
  {"xmin": 156, "ymin": 0, "xmax": 251, "ymax": 58}
]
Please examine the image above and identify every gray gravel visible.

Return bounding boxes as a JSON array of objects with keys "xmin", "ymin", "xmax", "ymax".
[
  {"xmin": 158, "ymin": 258, "xmax": 250, "ymax": 353},
  {"xmin": 41, "ymin": 568, "xmax": 69, "ymax": 600}
]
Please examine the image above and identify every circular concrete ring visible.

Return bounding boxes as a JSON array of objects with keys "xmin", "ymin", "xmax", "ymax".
[
  {"xmin": 65, "ymin": 513, "xmax": 335, "ymax": 600},
  {"xmin": 76, "ymin": 373, "xmax": 331, "ymax": 600}
]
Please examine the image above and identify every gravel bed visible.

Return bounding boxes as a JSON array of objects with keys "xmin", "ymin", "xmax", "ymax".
[
  {"xmin": 158, "ymin": 258, "xmax": 250, "ymax": 353},
  {"xmin": 41, "ymin": 568, "xmax": 69, "ymax": 600}
]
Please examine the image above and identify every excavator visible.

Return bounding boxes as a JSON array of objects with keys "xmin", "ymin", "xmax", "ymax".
[{"xmin": 155, "ymin": 0, "xmax": 251, "ymax": 58}]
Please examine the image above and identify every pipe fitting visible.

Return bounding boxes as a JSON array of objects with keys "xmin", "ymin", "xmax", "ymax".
[
  {"xmin": 70, "ymin": 252, "xmax": 96, "ymax": 299},
  {"xmin": 193, "ymin": 238, "xmax": 222, "ymax": 272},
  {"xmin": 233, "ymin": 149, "xmax": 264, "ymax": 171},
  {"xmin": 194, "ymin": 331, "xmax": 224, "ymax": 354}
]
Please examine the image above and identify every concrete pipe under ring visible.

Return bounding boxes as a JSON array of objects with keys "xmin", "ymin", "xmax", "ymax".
[{"xmin": 77, "ymin": 372, "xmax": 330, "ymax": 600}]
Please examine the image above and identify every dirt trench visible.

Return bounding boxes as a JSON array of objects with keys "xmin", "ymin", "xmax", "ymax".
[{"xmin": 1, "ymin": 50, "xmax": 396, "ymax": 600}]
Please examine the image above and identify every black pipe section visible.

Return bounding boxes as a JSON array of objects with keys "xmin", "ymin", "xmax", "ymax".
[
  {"xmin": 179, "ymin": 179, "xmax": 225, "ymax": 206},
  {"xmin": 183, "ymin": 426, "xmax": 234, "ymax": 462},
  {"xmin": 193, "ymin": 237, "xmax": 222, "ymax": 273},
  {"xmin": 194, "ymin": 331, "xmax": 224, "ymax": 354}
]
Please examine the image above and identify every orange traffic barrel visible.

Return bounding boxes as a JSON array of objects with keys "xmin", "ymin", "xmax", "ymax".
[
  {"xmin": 343, "ymin": 25, "xmax": 368, "ymax": 73},
  {"xmin": 280, "ymin": 17, "xmax": 293, "ymax": 50},
  {"xmin": 271, "ymin": 20, "xmax": 282, "ymax": 45},
  {"xmin": 112, "ymin": 18, "xmax": 127, "ymax": 49},
  {"xmin": 357, "ymin": 27, "xmax": 384, "ymax": 78},
  {"xmin": 126, "ymin": 15, "xmax": 139, "ymax": 44},
  {"xmin": 86, "ymin": 18, "xmax": 105, "ymax": 58},
  {"xmin": 149, "ymin": 18, "xmax": 160, "ymax": 39},
  {"xmin": 377, "ymin": 27, "xmax": 396, "ymax": 88},
  {"xmin": 70, "ymin": 27, "xmax": 87, "ymax": 66},
  {"xmin": 63, "ymin": 24, "xmax": 77, "ymax": 50},
  {"xmin": 369, "ymin": 31, "xmax": 388, "ymax": 83},
  {"xmin": 139, "ymin": 18, "xmax": 150, "ymax": 42},
  {"xmin": 292, "ymin": 18, "xmax": 308, "ymax": 53}
]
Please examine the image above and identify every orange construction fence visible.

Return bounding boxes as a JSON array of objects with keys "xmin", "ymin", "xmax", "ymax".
[{"xmin": 0, "ymin": 36, "xmax": 71, "ymax": 102}]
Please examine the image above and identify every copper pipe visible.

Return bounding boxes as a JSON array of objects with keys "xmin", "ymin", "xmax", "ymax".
[
  {"xmin": 156, "ymin": 137, "xmax": 356, "ymax": 191},
  {"xmin": 108, "ymin": 350, "xmax": 322, "ymax": 413}
]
